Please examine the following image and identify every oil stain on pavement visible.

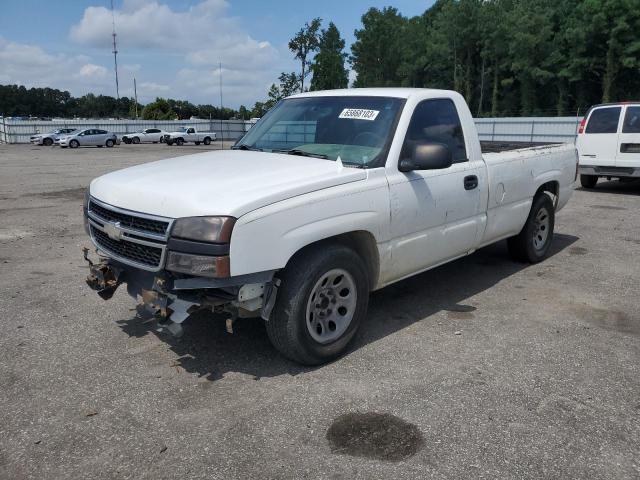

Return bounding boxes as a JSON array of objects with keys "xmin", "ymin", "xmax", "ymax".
[
  {"xmin": 445, "ymin": 304, "xmax": 477, "ymax": 320},
  {"xmin": 326, "ymin": 412, "xmax": 424, "ymax": 462}
]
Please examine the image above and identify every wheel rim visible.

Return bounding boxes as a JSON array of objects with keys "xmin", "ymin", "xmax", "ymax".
[
  {"xmin": 533, "ymin": 207, "xmax": 550, "ymax": 251},
  {"xmin": 305, "ymin": 268, "xmax": 357, "ymax": 344}
]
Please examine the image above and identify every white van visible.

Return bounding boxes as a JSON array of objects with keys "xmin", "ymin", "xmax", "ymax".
[{"xmin": 577, "ymin": 102, "xmax": 640, "ymax": 188}]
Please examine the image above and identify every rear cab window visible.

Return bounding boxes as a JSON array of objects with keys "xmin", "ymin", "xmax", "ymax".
[{"xmin": 585, "ymin": 107, "xmax": 622, "ymax": 134}]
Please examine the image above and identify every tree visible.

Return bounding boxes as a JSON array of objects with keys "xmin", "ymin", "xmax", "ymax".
[
  {"xmin": 350, "ymin": 7, "xmax": 407, "ymax": 87},
  {"xmin": 141, "ymin": 98, "xmax": 176, "ymax": 120},
  {"xmin": 310, "ymin": 22, "xmax": 349, "ymax": 90},
  {"xmin": 288, "ymin": 18, "xmax": 322, "ymax": 92}
]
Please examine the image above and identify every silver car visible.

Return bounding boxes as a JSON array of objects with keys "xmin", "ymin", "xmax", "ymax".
[
  {"xmin": 58, "ymin": 129, "xmax": 119, "ymax": 149},
  {"xmin": 30, "ymin": 128, "xmax": 77, "ymax": 146}
]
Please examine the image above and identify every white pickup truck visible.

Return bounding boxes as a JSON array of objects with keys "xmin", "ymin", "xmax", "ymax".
[
  {"xmin": 164, "ymin": 127, "xmax": 216, "ymax": 146},
  {"xmin": 83, "ymin": 88, "xmax": 576, "ymax": 365}
]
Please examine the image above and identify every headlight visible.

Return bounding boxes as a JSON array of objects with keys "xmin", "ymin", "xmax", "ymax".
[
  {"xmin": 166, "ymin": 252, "xmax": 230, "ymax": 278},
  {"xmin": 171, "ymin": 216, "xmax": 235, "ymax": 243}
]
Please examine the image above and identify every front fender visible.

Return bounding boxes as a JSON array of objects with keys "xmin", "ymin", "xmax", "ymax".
[{"xmin": 228, "ymin": 176, "xmax": 389, "ymax": 277}]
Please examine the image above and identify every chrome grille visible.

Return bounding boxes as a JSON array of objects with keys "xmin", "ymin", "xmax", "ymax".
[
  {"xmin": 87, "ymin": 197, "xmax": 173, "ymax": 271},
  {"xmin": 91, "ymin": 226, "xmax": 162, "ymax": 267},
  {"xmin": 89, "ymin": 200, "xmax": 169, "ymax": 235}
]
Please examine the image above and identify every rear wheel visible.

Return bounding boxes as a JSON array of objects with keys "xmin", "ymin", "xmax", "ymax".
[
  {"xmin": 106, "ymin": 139, "xmax": 114, "ymax": 148},
  {"xmin": 508, "ymin": 193, "xmax": 555, "ymax": 263},
  {"xmin": 166, "ymin": 140, "xmax": 174, "ymax": 146},
  {"xmin": 43, "ymin": 137, "xmax": 53, "ymax": 146},
  {"xmin": 69, "ymin": 140, "xmax": 79, "ymax": 149},
  {"xmin": 203, "ymin": 137, "xmax": 211, "ymax": 145},
  {"xmin": 580, "ymin": 174, "xmax": 598, "ymax": 189},
  {"xmin": 266, "ymin": 244, "xmax": 369, "ymax": 365},
  {"xmin": 195, "ymin": 141, "xmax": 200, "ymax": 145}
]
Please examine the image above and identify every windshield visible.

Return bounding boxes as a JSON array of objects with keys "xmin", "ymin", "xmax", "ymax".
[{"xmin": 235, "ymin": 96, "xmax": 405, "ymax": 167}]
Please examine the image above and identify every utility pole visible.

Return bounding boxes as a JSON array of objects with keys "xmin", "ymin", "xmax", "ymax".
[
  {"xmin": 219, "ymin": 61, "xmax": 224, "ymax": 148},
  {"xmin": 111, "ymin": 0, "xmax": 120, "ymax": 100},
  {"xmin": 133, "ymin": 77, "xmax": 138, "ymax": 119}
]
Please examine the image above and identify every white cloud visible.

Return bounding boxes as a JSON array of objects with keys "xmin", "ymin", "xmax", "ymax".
[
  {"xmin": 70, "ymin": 0, "xmax": 279, "ymax": 72},
  {"xmin": 78, "ymin": 63, "xmax": 108, "ymax": 78},
  {"xmin": 1, "ymin": 1, "xmax": 294, "ymax": 107}
]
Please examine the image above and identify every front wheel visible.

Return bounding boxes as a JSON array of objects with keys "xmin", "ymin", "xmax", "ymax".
[
  {"xmin": 580, "ymin": 174, "xmax": 598, "ymax": 189},
  {"xmin": 508, "ymin": 193, "xmax": 555, "ymax": 263},
  {"xmin": 132, "ymin": 137, "xmax": 140, "ymax": 145},
  {"xmin": 266, "ymin": 244, "xmax": 370, "ymax": 365},
  {"xmin": 69, "ymin": 140, "xmax": 79, "ymax": 149},
  {"xmin": 176, "ymin": 138, "xmax": 184, "ymax": 146}
]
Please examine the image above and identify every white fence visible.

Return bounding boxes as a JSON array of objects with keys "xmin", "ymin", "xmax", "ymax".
[
  {"xmin": 0, "ymin": 118, "xmax": 254, "ymax": 144},
  {"xmin": 0, "ymin": 116, "xmax": 582, "ymax": 145}
]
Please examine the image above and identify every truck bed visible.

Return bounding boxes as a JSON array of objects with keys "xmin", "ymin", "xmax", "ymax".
[{"xmin": 481, "ymin": 141, "xmax": 558, "ymax": 153}]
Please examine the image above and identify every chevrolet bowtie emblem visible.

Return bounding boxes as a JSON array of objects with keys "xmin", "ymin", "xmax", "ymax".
[{"xmin": 104, "ymin": 221, "xmax": 123, "ymax": 241}]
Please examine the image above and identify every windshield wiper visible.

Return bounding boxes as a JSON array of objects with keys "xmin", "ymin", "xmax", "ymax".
[
  {"xmin": 232, "ymin": 144, "xmax": 263, "ymax": 151},
  {"xmin": 273, "ymin": 148, "xmax": 328, "ymax": 159}
]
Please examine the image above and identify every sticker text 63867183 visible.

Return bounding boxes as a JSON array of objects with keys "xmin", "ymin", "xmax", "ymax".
[{"xmin": 339, "ymin": 108, "xmax": 380, "ymax": 121}]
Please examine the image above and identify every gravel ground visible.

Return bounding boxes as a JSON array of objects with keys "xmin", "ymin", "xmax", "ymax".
[{"xmin": 0, "ymin": 143, "xmax": 638, "ymax": 480}]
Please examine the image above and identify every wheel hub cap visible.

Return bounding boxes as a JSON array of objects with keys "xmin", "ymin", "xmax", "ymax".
[
  {"xmin": 305, "ymin": 268, "xmax": 357, "ymax": 344},
  {"xmin": 533, "ymin": 207, "xmax": 550, "ymax": 250}
]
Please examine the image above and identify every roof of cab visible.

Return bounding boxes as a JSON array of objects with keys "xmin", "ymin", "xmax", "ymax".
[{"xmin": 287, "ymin": 87, "xmax": 458, "ymax": 100}]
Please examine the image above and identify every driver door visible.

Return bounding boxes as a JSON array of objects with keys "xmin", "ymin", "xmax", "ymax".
[{"xmin": 384, "ymin": 98, "xmax": 483, "ymax": 282}]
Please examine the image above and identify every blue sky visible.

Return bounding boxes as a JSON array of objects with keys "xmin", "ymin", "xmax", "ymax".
[{"xmin": 0, "ymin": 0, "xmax": 434, "ymax": 107}]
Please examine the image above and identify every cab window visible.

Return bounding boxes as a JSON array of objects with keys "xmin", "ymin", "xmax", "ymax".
[
  {"xmin": 622, "ymin": 107, "xmax": 640, "ymax": 133},
  {"xmin": 585, "ymin": 107, "xmax": 621, "ymax": 134},
  {"xmin": 402, "ymin": 98, "xmax": 467, "ymax": 163}
]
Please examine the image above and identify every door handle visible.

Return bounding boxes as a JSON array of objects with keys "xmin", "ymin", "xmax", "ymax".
[{"xmin": 464, "ymin": 175, "xmax": 478, "ymax": 190}]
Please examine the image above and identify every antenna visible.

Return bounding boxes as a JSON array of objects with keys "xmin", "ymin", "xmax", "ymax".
[{"xmin": 110, "ymin": 0, "xmax": 120, "ymax": 100}]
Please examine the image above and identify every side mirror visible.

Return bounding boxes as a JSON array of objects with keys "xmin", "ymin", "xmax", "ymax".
[{"xmin": 398, "ymin": 142, "xmax": 453, "ymax": 172}]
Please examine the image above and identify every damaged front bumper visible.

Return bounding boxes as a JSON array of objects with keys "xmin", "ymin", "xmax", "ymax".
[{"xmin": 83, "ymin": 247, "xmax": 278, "ymax": 336}]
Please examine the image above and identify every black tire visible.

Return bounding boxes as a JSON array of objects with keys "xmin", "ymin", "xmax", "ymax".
[
  {"xmin": 203, "ymin": 137, "xmax": 211, "ymax": 145},
  {"xmin": 176, "ymin": 138, "xmax": 184, "ymax": 146},
  {"xmin": 106, "ymin": 139, "xmax": 114, "ymax": 148},
  {"xmin": 166, "ymin": 140, "xmax": 174, "ymax": 146},
  {"xmin": 69, "ymin": 139, "xmax": 79, "ymax": 149},
  {"xmin": 132, "ymin": 137, "xmax": 140, "ymax": 144},
  {"xmin": 580, "ymin": 174, "xmax": 598, "ymax": 189},
  {"xmin": 195, "ymin": 141, "xmax": 200, "ymax": 145},
  {"xmin": 153, "ymin": 141, "xmax": 158, "ymax": 144},
  {"xmin": 266, "ymin": 244, "xmax": 370, "ymax": 365},
  {"xmin": 123, "ymin": 138, "xmax": 130, "ymax": 144},
  {"xmin": 160, "ymin": 137, "xmax": 165, "ymax": 143},
  {"xmin": 507, "ymin": 193, "xmax": 555, "ymax": 263},
  {"xmin": 43, "ymin": 137, "xmax": 53, "ymax": 146},
  {"xmin": 97, "ymin": 145, "xmax": 103, "ymax": 148}
]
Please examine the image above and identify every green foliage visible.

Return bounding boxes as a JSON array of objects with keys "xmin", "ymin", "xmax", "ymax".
[
  {"xmin": 349, "ymin": 0, "xmax": 640, "ymax": 116},
  {"xmin": 288, "ymin": 17, "xmax": 322, "ymax": 92},
  {"xmin": 350, "ymin": 7, "xmax": 407, "ymax": 88},
  {"xmin": 310, "ymin": 22, "xmax": 349, "ymax": 91},
  {"xmin": 0, "ymin": 86, "xmax": 242, "ymax": 119}
]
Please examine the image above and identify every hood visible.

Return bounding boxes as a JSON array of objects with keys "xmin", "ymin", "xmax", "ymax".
[{"xmin": 90, "ymin": 150, "xmax": 367, "ymax": 218}]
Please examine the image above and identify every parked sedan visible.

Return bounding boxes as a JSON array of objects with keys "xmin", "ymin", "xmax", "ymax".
[
  {"xmin": 122, "ymin": 128, "xmax": 168, "ymax": 144},
  {"xmin": 30, "ymin": 128, "xmax": 77, "ymax": 146},
  {"xmin": 58, "ymin": 129, "xmax": 119, "ymax": 148}
]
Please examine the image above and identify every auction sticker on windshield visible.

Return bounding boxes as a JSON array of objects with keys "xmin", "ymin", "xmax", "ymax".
[{"xmin": 339, "ymin": 108, "xmax": 380, "ymax": 121}]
